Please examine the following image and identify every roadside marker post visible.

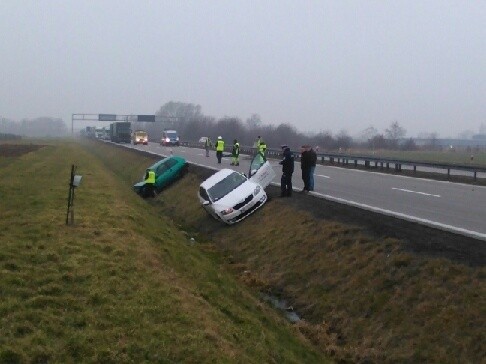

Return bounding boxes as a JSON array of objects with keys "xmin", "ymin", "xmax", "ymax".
[{"xmin": 66, "ymin": 164, "xmax": 83, "ymax": 225}]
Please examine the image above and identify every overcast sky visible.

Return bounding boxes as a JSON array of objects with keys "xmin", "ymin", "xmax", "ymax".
[{"xmin": 1, "ymin": 0, "xmax": 485, "ymax": 137}]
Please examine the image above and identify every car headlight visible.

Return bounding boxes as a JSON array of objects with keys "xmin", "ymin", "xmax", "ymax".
[
  {"xmin": 166, "ymin": 138, "xmax": 170, "ymax": 142},
  {"xmin": 221, "ymin": 207, "xmax": 234, "ymax": 215},
  {"xmin": 253, "ymin": 185, "xmax": 261, "ymax": 195}
]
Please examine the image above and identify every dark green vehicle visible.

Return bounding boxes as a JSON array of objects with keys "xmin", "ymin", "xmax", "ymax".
[{"xmin": 133, "ymin": 156, "xmax": 188, "ymax": 197}]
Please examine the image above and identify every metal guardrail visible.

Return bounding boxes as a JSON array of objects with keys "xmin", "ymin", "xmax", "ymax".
[{"xmin": 180, "ymin": 141, "xmax": 486, "ymax": 181}]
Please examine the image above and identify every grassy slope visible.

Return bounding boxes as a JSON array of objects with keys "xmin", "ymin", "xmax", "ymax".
[
  {"xmin": 0, "ymin": 141, "xmax": 326, "ymax": 363},
  {"xmin": 106, "ymin": 148, "xmax": 486, "ymax": 363}
]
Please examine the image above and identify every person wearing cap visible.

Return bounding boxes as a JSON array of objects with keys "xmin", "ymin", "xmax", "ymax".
[
  {"xmin": 215, "ymin": 136, "xmax": 225, "ymax": 164},
  {"xmin": 279, "ymin": 145, "xmax": 294, "ymax": 197}
]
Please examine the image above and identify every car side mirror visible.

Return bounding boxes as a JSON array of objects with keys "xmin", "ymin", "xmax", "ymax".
[{"xmin": 203, "ymin": 201, "xmax": 211, "ymax": 206}]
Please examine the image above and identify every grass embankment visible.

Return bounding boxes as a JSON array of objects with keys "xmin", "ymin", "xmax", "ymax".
[
  {"xmin": 0, "ymin": 140, "xmax": 326, "ymax": 363},
  {"xmin": 83, "ymin": 143, "xmax": 485, "ymax": 363}
]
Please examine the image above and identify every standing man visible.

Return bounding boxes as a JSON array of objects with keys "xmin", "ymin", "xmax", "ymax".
[
  {"xmin": 254, "ymin": 136, "xmax": 261, "ymax": 156},
  {"xmin": 230, "ymin": 139, "xmax": 240, "ymax": 166},
  {"xmin": 215, "ymin": 136, "xmax": 225, "ymax": 164},
  {"xmin": 300, "ymin": 145, "xmax": 311, "ymax": 192},
  {"xmin": 259, "ymin": 138, "xmax": 267, "ymax": 158},
  {"xmin": 308, "ymin": 146, "xmax": 317, "ymax": 191},
  {"xmin": 204, "ymin": 137, "xmax": 212, "ymax": 157},
  {"xmin": 279, "ymin": 145, "xmax": 294, "ymax": 197},
  {"xmin": 143, "ymin": 168, "xmax": 156, "ymax": 198}
]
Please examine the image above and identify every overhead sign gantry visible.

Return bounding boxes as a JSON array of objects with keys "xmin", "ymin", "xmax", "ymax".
[{"xmin": 71, "ymin": 113, "xmax": 178, "ymax": 134}]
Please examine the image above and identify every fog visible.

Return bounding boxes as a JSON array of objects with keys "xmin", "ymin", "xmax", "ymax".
[{"xmin": 1, "ymin": 1, "xmax": 484, "ymax": 138}]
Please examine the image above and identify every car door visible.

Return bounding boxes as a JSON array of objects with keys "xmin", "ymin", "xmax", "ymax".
[{"xmin": 248, "ymin": 153, "xmax": 276, "ymax": 189}]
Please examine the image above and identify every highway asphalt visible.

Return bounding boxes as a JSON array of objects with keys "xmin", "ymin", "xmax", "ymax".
[{"xmin": 127, "ymin": 142, "xmax": 486, "ymax": 241}]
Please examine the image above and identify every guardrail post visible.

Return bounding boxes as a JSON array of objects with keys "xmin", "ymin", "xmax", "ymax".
[
  {"xmin": 386, "ymin": 163, "xmax": 389, "ymax": 170},
  {"xmin": 474, "ymin": 171, "xmax": 477, "ymax": 181},
  {"xmin": 380, "ymin": 162, "xmax": 383, "ymax": 169},
  {"xmin": 413, "ymin": 165, "xmax": 417, "ymax": 174},
  {"xmin": 330, "ymin": 157, "xmax": 334, "ymax": 164},
  {"xmin": 354, "ymin": 160, "xmax": 358, "ymax": 167},
  {"xmin": 447, "ymin": 168, "xmax": 450, "ymax": 179}
]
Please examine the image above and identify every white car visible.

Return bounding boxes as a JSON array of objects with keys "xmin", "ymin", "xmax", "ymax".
[{"xmin": 198, "ymin": 154, "xmax": 275, "ymax": 224}]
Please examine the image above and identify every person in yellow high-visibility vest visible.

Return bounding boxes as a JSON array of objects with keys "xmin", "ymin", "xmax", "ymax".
[
  {"xmin": 258, "ymin": 139, "xmax": 267, "ymax": 164},
  {"xmin": 230, "ymin": 139, "xmax": 240, "ymax": 166},
  {"xmin": 215, "ymin": 136, "xmax": 225, "ymax": 164},
  {"xmin": 144, "ymin": 169, "xmax": 156, "ymax": 198}
]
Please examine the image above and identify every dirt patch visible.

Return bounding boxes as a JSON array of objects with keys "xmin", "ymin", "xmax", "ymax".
[{"xmin": 0, "ymin": 144, "xmax": 45, "ymax": 157}]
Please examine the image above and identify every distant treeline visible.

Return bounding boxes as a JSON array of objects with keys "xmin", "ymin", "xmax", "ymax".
[
  {"xmin": 0, "ymin": 117, "xmax": 67, "ymax": 138},
  {"xmin": 129, "ymin": 101, "xmax": 351, "ymax": 151},
  {"xmin": 0, "ymin": 133, "xmax": 22, "ymax": 141},
  {"xmin": 130, "ymin": 101, "xmax": 415, "ymax": 152}
]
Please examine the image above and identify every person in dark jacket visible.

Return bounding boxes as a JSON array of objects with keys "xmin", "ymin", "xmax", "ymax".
[
  {"xmin": 279, "ymin": 145, "xmax": 294, "ymax": 197},
  {"xmin": 300, "ymin": 145, "xmax": 311, "ymax": 192},
  {"xmin": 308, "ymin": 146, "xmax": 317, "ymax": 191}
]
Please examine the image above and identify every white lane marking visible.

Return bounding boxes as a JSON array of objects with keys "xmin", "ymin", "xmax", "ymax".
[
  {"xmin": 317, "ymin": 174, "xmax": 330, "ymax": 179},
  {"xmin": 323, "ymin": 165, "xmax": 486, "ymax": 189},
  {"xmin": 269, "ymin": 184, "xmax": 485, "ymax": 241},
  {"xmin": 392, "ymin": 187, "xmax": 440, "ymax": 198}
]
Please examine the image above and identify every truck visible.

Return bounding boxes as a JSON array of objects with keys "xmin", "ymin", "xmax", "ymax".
[
  {"xmin": 110, "ymin": 122, "xmax": 131, "ymax": 143},
  {"xmin": 85, "ymin": 126, "xmax": 96, "ymax": 138},
  {"xmin": 132, "ymin": 130, "xmax": 148, "ymax": 145}
]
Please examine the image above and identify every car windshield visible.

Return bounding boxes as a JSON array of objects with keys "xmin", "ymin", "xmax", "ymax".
[
  {"xmin": 207, "ymin": 172, "xmax": 247, "ymax": 201},
  {"xmin": 167, "ymin": 132, "xmax": 177, "ymax": 138}
]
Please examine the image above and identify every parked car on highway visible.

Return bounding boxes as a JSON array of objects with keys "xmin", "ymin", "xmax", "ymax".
[
  {"xmin": 133, "ymin": 156, "xmax": 187, "ymax": 196},
  {"xmin": 198, "ymin": 154, "xmax": 275, "ymax": 224}
]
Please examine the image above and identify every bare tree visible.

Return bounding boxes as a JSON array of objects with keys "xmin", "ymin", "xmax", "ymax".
[
  {"xmin": 369, "ymin": 134, "xmax": 387, "ymax": 150},
  {"xmin": 246, "ymin": 114, "xmax": 262, "ymax": 129},
  {"xmin": 385, "ymin": 121, "xmax": 406, "ymax": 149},
  {"xmin": 335, "ymin": 130, "xmax": 352, "ymax": 151},
  {"xmin": 357, "ymin": 125, "xmax": 378, "ymax": 142},
  {"xmin": 401, "ymin": 138, "xmax": 417, "ymax": 151}
]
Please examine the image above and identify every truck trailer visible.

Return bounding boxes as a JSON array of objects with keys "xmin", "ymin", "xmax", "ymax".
[{"xmin": 110, "ymin": 122, "xmax": 131, "ymax": 143}]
